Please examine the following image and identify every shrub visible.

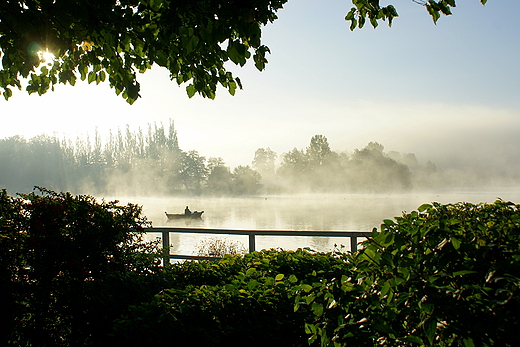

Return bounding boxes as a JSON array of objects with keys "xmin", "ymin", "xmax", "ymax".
[
  {"xmin": 0, "ymin": 187, "xmax": 161, "ymax": 346},
  {"xmin": 301, "ymin": 200, "xmax": 520, "ymax": 346},
  {"xmin": 195, "ymin": 237, "xmax": 247, "ymax": 257},
  {"xmin": 112, "ymin": 249, "xmax": 353, "ymax": 346},
  {"xmin": 3, "ymin": 190, "xmax": 520, "ymax": 346}
]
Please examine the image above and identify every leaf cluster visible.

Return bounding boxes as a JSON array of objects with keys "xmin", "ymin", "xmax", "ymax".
[
  {"xmin": 1, "ymin": 1, "xmax": 492, "ymax": 103},
  {"xmin": 345, "ymin": 0, "xmax": 488, "ymax": 30},
  {"xmin": 0, "ymin": 0, "xmax": 287, "ymax": 103}
]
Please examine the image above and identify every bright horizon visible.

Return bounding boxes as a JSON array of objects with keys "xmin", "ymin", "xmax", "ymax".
[{"xmin": 1, "ymin": 0, "xmax": 519, "ymax": 173}]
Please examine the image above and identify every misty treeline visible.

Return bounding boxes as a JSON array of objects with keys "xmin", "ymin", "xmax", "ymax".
[
  {"xmin": 258, "ymin": 136, "xmax": 438, "ymax": 193},
  {"xmin": 0, "ymin": 121, "xmax": 260, "ymax": 196},
  {"xmin": 0, "ymin": 121, "xmax": 440, "ymax": 196}
]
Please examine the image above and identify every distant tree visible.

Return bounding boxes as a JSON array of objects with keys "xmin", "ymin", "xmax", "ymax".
[
  {"xmin": 252, "ymin": 147, "xmax": 280, "ymax": 191},
  {"xmin": 206, "ymin": 157, "xmax": 233, "ymax": 195},
  {"xmin": 278, "ymin": 148, "xmax": 308, "ymax": 176},
  {"xmin": 0, "ymin": 135, "xmax": 70, "ymax": 193},
  {"xmin": 207, "ymin": 157, "xmax": 226, "ymax": 171},
  {"xmin": 252, "ymin": 148, "xmax": 277, "ymax": 175},
  {"xmin": 306, "ymin": 135, "xmax": 332, "ymax": 170},
  {"xmin": 0, "ymin": 1, "xmax": 487, "ymax": 103},
  {"xmin": 426, "ymin": 160, "xmax": 437, "ymax": 172},
  {"xmin": 349, "ymin": 142, "xmax": 411, "ymax": 192},
  {"xmin": 365, "ymin": 141, "xmax": 385, "ymax": 153},
  {"xmin": 232, "ymin": 165, "xmax": 262, "ymax": 195},
  {"xmin": 178, "ymin": 151, "xmax": 208, "ymax": 193}
]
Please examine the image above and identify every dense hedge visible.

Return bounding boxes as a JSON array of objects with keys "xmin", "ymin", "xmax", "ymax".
[
  {"xmin": 0, "ymin": 188, "xmax": 162, "ymax": 346},
  {"xmin": 1, "ymin": 189, "xmax": 519, "ymax": 346}
]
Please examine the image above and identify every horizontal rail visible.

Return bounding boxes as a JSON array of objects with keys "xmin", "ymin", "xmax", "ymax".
[{"xmin": 147, "ymin": 227, "xmax": 371, "ymax": 264}]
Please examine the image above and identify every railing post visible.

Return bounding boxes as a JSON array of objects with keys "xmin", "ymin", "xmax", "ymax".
[
  {"xmin": 350, "ymin": 236, "xmax": 357, "ymax": 253},
  {"xmin": 248, "ymin": 231, "xmax": 256, "ymax": 253},
  {"xmin": 162, "ymin": 229, "xmax": 170, "ymax": 266}
]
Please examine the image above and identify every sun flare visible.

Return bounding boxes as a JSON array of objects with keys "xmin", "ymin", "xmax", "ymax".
[{"xmin": 37, "ymin": 49, "xmax": 55, "ymax": 64}]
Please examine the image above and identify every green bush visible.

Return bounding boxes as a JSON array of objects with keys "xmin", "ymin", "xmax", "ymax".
[
  {"xmin": 0, "ymin": 188, "xmax": 162, "ymax": 346},
  {"xmin": 301, "ymin": 200, "xmax": 520, "ymax": 346},
  {"xmin": 2, "ymin": 190, "xmax": 519, "ymax": 346},
  {"xmin": 113, "ymin": 249, "xmax": 353, "ymax": 346}
]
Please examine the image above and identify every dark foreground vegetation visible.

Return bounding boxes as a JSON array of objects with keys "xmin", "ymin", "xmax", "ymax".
[{"xmin": 1, "ymin": 188, "xmax": 519, "ymax": 346}]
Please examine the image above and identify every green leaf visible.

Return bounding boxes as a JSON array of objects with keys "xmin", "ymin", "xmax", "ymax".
[
  {"xmin": 373, "ymin": 320, "xmax": 392, "ymax": 333},
  {"xmin": 451, "ymin": 237, "xmax": 461, "ymax": 250},
  {"xmin": 453, "ymin": 270, "xmax": 477, "ymax": 276},
  {"xmin": 149, "ymin": 0, "xmax": 162, "ymax": 11},
  {"xmin": 300, "ymin": 284, "xmax": 313, "ymax": 292},
  {"xmin": 288, "ymin": 274, "xmax": 298, "ymax": 283},
  {"xmin": 185, "ymin": 35, "xmax": 199, "ymax": 54},
  {"xmin": 79, "ymin": 64, "xmax": 88, "ymax": 81},
  {"xmin": 3, "ymin": 87, "xmax": 12, "ymax": 100},
  {"xmin": 383, "ymin": 219, "xmax": 395, "ymax": 226},
  {"xmin": 186, "ymin": 84, "xmax": 196, "ymax": 98},
  {"xmin": 418, "ymin": 203, "xmax": 432, "ymax": 212},
  {"xmin": 349, "ymin": 18, "xmax": 358, "ymax": 31},
  {"xmin": 228, "ymin": 80, "xmax": 237, "ymax": 96},
  {"xmin": 420, "ymin": 302, "xmax": 434, "ymax": 315},
  {"xmin": 275, "ymin": 273, "xmax": 284, "ymax": 281},
  {"xmin": 380, "ymin": 281, "xmax": 391, "ymax": 298},
  {"xmin": 311, "ymin": 302, "xmax": 324, "ymax": 316},
  {"xmin": 155, "ymin": 50, "xmax": 168, "ymax": 67},
  {"xmin": 424, "ymin": 317, "xmax": 437, "ymax": 345},
  {"xmin": 463, "ymin": 337, "xmax": 475, "ymax": 347},
  {"xmin": 370, "ymin": 16, "xmax": 379, "ymax": 28},
  {"xmin": 245, "ymin": 267, "xmax": 256, "ymax": 277},
  {"xmin": 383, "ymin": 232, "xmax": 395, "ymax": 246},
  {"xmin": 403, "ymin": 335, "xmax": 424, "ymax": 344},
  {"xmin": 247, "ymin": 279, "xmax": 259, "ymax": 290},
  {"xmin": 305, "ymin": 322, "xmax": 316, "ymax": 334},
  {"xmin": 88, "ymin": 71, "xmax": 96, "ymax": 84}
]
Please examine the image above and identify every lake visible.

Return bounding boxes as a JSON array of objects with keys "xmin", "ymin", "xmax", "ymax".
[{"xmin": 112, "ymin": 187, "xmax": 520, "ymax": 256}]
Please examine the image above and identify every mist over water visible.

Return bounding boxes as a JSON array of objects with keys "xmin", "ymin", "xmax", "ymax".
[
  {"xmin": 115, "ymin": 187, "xmax": 520, "ymax": 255},
  {"xmin": 3, "ymin": 123, "xmax": 520, "ymax": 253}
]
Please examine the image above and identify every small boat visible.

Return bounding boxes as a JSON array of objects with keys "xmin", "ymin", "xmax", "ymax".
[{"xmin": 165, "ymin": 211, "xmax": 204, "ymax": 220}]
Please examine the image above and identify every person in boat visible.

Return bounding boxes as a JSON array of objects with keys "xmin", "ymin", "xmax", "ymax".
[{"xmin": 184, "ymin": 206, "xmax": 191, "ymax": 215}]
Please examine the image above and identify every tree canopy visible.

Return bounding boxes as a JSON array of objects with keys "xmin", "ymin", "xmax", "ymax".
[{"xmin": 0, "ymin": 0, "xmax": 488, "ymax": 104}]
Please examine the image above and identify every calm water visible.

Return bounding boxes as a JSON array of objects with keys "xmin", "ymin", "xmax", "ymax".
[{"xmin": 113, "ymin": 188, "xmax": 520, "ymax": 255}]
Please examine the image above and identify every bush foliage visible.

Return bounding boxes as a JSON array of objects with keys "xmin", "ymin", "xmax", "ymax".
[
  {"xmin": 0, "ymin": 188, "xmax": 162, "ymax": 346},
  {"xmin": 1, "ymin": 189, "xmax": 519, "ymax": 346}
]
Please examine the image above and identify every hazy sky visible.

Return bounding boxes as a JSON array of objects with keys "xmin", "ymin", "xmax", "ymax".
[{"xmin": 1, "ymin": 0, "xmax": 519, "ymax": 170}]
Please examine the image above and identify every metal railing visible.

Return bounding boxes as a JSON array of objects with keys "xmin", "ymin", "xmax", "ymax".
[{"xmin": 147, "ymin": 227, "xmax": 371, "ymax": 264}]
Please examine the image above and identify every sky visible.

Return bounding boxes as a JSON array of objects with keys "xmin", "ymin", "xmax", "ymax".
[{"xmin": 1, "ymin": 0, "xmax": 519, "ymax": 172}]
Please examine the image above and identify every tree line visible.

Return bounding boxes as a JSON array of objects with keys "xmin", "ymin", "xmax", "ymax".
[
  {"xmin": 0, "ymin": 121, "xmax": 439, "ymax": 196},
  {"xmin": 259, "ymin": 136, "xmax": 438, "ymax": 193}
]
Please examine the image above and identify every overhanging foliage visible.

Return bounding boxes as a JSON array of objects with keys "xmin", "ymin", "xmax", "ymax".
[{"xmin": 0, "ymin": 1, "xmax": 488, "ymax": 104}]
